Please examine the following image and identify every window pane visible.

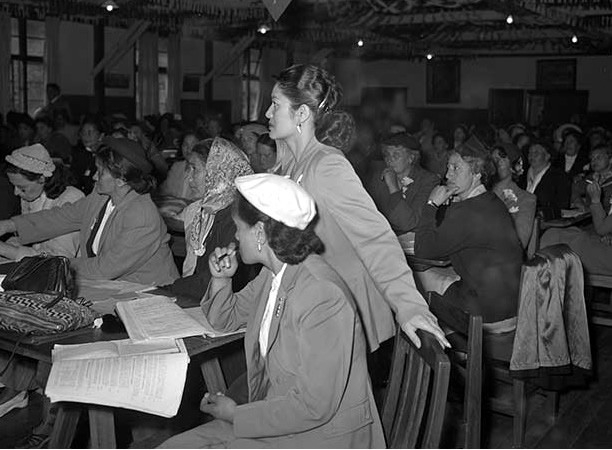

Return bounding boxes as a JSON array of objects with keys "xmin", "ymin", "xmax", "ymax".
[
  {"xmin": 11, "ymin": 18, "xmax": 18, "ymax": 36},
  {"xmin": 158, "ymin": 52, "xmax": 168, "ymax": 68},
  {"xmin": 11, "ymin": 18, "xmax": 19, "ymax": 55},
  {"xmin": 11, "ymin": 60, "xmax": 24, "ymax": 112},
  {"xmin": 27, "ymin": 20, "xmax": 45, "ymax": 39},
  {"xmin": 27, "ymin": 62, "xmax": 45, "ymax": 117},
  {"xmin": 11, "ymin": 37, "xmax": 19, "ymax": 55},
  {"xmin": 159, "ymin": 73, "xmax": 168, "ymax": 114},
  {"xmin": 27, "ymin": 38, "xmax": 44, "ymax": 57}
]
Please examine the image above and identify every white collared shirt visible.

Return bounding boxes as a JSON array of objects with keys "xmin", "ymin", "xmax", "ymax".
[
  {"xmin": 92, "ymin": 200, "xmax": 115, "ymax": 255},
  {"xmin": 565, "ymin": 154, "xmax": 577, "ymax": 173},
  {"xmin": 526, "ymin": 164, "xmax": 551, "ymax": 194},
  {"xmin": 465, "ymin": 184, "xmax": 487, "ymax": 200},
  {"xmin": 259, "ymin": 263, "xmax": 288, "ymax": 358}
]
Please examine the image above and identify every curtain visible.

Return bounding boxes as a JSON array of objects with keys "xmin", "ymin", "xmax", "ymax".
[
  {"xmin": 44, "ymin": 16, "xmax": 61, "ymax": 86},
  {"xmin": 138, "ymin": 32, "xmax": 159, "ymax": 118},
  {"xmin": 0, "ymin": 12, "xmax": 11, "ymax": 117},
  {"xmin": 166, "ymin": 31, "xmax": 182, "ymax": 115}
]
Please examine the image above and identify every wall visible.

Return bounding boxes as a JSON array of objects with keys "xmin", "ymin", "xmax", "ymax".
[{"xmin": 333, "ymin": 55, "xmax": 612, "ymax": 111}]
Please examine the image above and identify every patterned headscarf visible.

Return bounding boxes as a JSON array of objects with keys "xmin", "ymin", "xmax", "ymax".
[{"xmin": 183, "ymin": 137, "xmax": 253, "ymax": 276}]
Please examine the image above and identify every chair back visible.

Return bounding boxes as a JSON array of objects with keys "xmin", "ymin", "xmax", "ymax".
[
  {"xmin": 381, "ymin": 329, "xmax": 451, "ymax": 449},
  {"xmin": 526, "ymin": 215, "xmax": 541, "ymax": 259}
]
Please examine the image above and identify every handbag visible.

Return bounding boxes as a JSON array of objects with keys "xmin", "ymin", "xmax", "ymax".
[
  {"xmin": 1, "ymin": 255, "xmax": 75, "ymax": 299},
  {"xmin": 0, "ymin": 290, "xmax": 97, "ymax": 335}
]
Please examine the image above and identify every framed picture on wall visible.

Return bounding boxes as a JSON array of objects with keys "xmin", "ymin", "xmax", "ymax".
[
  {"xmin": 536, "ymin": 59, "xmax": 577, "ymax": 90},
  {"xmin": 426, "ymin": 60, "xmax": 460, "ymax": 104}
]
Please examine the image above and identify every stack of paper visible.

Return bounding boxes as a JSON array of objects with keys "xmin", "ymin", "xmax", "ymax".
[{"xmin": 45, "ymin": 339, "xmax": 189, "ymax": 417}]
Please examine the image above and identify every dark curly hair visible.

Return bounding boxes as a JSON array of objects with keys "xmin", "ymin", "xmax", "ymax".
[
  {"xmin": 275, "ymin": 64, "xmax": 343, "ymax": 126},
  {"xmin": 316, "ymin": 109, "xmax": 355, "ymax": 153},
  {"xmin": 95, "ymin": 145, "xmax": 156, "ymax": 194},
  {"xmin": 233, "ymin": 192, "xmax": 324, "ymax": 265},
  {"xmin": 6, "ymin": 163, "xmax": 74, "ymax": 199}
]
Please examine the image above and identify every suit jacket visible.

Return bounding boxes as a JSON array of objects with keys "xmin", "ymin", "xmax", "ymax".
[
  {"xmin": 278, "ymin": 137, "xmax": 430, "ymax": 351},
  {"xmin": 533, "ymin": 166, "xmax": 571, "ymax": 217},
  {"xmin": 204, "ymin": 255, "xmax": 385, "ymax": 448},
  {"xmin": 553, "ymin": 151, "xmax": 590, "ymax": 180},
  {"xmin": 367, "ymin": 163, "xmax": 440, "ymax": 234},
  {"xmin": 13, "ymin": 190, "xmax": 179, "ymax": 285}
]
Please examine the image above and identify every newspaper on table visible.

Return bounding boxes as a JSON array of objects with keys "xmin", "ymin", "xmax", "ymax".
[{"xmin": 45, "ymin": 338, "xmax": 189, "ymax": 417}]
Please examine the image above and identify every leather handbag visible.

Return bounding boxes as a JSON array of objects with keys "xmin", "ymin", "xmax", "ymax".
[
  {"xmin": 1, "ymin": 255, "xmax": 75, "ymax": 299},
  {"xmin": 0, "ymin": 290, "xmax": 97, "ymax": 335}
]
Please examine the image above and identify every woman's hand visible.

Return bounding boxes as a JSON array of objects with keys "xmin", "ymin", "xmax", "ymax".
[
  {"xmin": 428, "ymin": 185, "xmax": 457, "ymax": 207},
  {"xmin": 401, "ymin": 310, "xmax": 451, "ymax": 350},
  {"xmin": 381, "ymin": 168, "xmax": 400, "ymax": 194},
  {"xmin": 199, "ymin": 392, "xmax": 237, "ymax": 423},
  {"xmin": 208, "ymin": 243, "xmax": 238, "ymax": 278},
  {"xmin": 587, "ymin": 181, "xmax": 602, "ymax": 203},
  {"xmin": 0, "ymin": 220, "xmax": 17, "ymax": 238}
]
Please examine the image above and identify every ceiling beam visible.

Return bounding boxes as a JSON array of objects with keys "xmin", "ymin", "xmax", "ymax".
[
  {"xmin": 353, "ymin": 9, "xmax": 507, "ymax": 27},
  {"xmin": 91, "ymin": 20, "xmax": 150, "ymax": 77}
]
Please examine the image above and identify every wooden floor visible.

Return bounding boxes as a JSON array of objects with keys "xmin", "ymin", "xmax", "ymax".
[{"xmin": 1, "ymin": 325, "xmax": 612, "ymax": 448}]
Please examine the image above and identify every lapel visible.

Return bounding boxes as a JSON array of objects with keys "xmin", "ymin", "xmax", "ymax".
[
  {"xmin": 96, "ymin": 191, "xmax": 142, "ymax": 251},
  {"xmin": 264, "ymin": 263, "xmax": 301, "ymax": 357}
]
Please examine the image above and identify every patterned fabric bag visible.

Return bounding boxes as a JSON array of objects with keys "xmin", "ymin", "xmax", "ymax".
[{"xmin": 0, "ymin": 291, "xmax": 97, "ymax": 335}]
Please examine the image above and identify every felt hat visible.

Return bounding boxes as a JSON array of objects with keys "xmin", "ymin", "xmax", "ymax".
[
  {"xmin": 5, "ymin": 144, "xmax": 55, "ymax": 177},
  {"xmin": 496, "ymin": 143, "xmax": 522, "ymax": 164},
  {"xmin": 235, "ymin": 173, "xmax": 316, "ymax": 230},
  {"xmin": 101, "ymin": 137, "xmax": 153, "ymax": 174}
]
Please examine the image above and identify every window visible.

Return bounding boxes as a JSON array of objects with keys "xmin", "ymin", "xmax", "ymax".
[
  {"xmin": 242, "ymin": 48, "xmax": 262, "ymax": 121},
  {"xmin": 11, "ymin": 18, "xmax": 46, "ymax": 116}
]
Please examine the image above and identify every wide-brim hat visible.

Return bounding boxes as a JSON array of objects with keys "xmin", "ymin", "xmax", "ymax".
[{"xmin": 101, "ymin": 137, "xmax": 153, "ymax": 174}]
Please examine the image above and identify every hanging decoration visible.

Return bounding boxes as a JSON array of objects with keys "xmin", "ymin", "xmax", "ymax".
[{"xmin": 261, "ymin": 0, "xmax": 293, "ymax": 21}]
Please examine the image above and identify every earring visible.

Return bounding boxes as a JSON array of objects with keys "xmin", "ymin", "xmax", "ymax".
[
  {"xmin": 296, "ymin": 123, "xmax": 302, "ymax": 134},
  {"xmin": 257, "ymin": 241, "xmax": 262, "ymax": 252}
]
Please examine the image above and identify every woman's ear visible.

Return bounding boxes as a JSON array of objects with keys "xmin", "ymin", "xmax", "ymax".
[
  {"xmin": 297, "ymin": 104, "xmax": 312, "ymax": 125},
  {"xmin": 255, "ymin": 221, "xmax": 266, "ymax": 243}
]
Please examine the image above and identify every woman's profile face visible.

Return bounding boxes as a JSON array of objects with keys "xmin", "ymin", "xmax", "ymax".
[
  {"xmin": 185, "ymin": 153, "xmax": 207, "ymax": 197},
  {"xmin": 563, "ymin": 135, "xmax": 580, "ymax": 156},
  {"xmin": 491, "ymin": 149, "xmax": 511, "ymax": 180},
  {"xmin": 265, "ymin": 84, "xmax": 297, "ymax": 141},
  {"xmin": 7, "ymin": 172, "xmax": 45, "ymax": 202},
  {"xmin": 93, "ymin": 161, "xmax": 117, "ymax": 196},
  {"xmin": 446, "ymin": 153, "xmax": 477, "ymax": 197},
  {"xmin": 590, "ymin": 149, "xmax": 611, "ymax": 173},
  {"xmin": 232, "ymin": 213, "xmax": 260, "ymax": 265}
]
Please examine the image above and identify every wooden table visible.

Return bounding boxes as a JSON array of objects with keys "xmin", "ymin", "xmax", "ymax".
[
  {"xmin": 0, "ymin": 280, "xmax": 244, "ymax": 449},
  {"xmin": 541, "ymin": 211, "xmax": 591, "ymax": 230}
]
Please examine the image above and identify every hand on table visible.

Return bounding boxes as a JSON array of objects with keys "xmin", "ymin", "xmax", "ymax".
[
  {"xmin": 200, "ymin": 392, "xmax": 237, "ymax": 423},
  {"xmin": 208, "ymin": 243, "xmax": 238, "ymax": 278},
  {"xmin": 401, "ymin": 309, "xmax": 451, "ymax": 350}
]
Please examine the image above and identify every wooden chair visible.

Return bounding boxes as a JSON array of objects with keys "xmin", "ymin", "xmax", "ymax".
[
  {"xmin": 381, "ymin": 329, "xmax": 451, "ymax": 449},
  {"xmin": 585, "ymin": 273, "xmax": 612, "ymax": 327},
  {"xmin": 526, "ymin": 215, "xmax": 541, "ymax": 259}
]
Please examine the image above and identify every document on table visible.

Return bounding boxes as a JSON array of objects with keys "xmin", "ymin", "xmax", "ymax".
[
  {"xmin": 115, "ymin": 295, "xmax": 208, "ymax": 341},
  {"xmin": 45, "ymin": 338, "xmax": 189, "ymax": 418},
  {"xmin": 184, "ymin": 307, "xmax": 246, "ymax": 338},
  {"xmin": 77, "ymin": 279, "xmax": 159, "ymax": 315}
]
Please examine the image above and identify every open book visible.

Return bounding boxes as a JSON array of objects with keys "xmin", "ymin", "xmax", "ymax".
[
  {"xmin": 45, "ymin": 338, "xmax": 189, "ymax": 417},
  {"xmin": 115, "ymin": 296, "xmax": 246, "ymax": 341}
]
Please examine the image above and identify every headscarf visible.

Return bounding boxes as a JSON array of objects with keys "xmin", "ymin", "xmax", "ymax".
[{"xmin": 183, "ymin": 137, "xmax": 253, "ymax": 276}]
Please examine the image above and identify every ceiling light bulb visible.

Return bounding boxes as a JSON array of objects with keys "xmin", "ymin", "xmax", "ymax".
[
  {"xmin": 257, "ymin": 24, "xmax": 270, "ymax": 34},
  {"xmin": 106, "ymin": 4, "xmax": 113, "ymax": 11},
  {"xmin": 426, "ymin": 53, "xmax": 433, "ymax": 60},
  {"xmin": 357, "ymin": 39, "xmax": 364, "ymax": 47},
  {"xmin": 101, "ymin": 0, "xmax": 118, "ymax": 12},
  {"xmin": 571, "ymin": 34, "xmax": 578, "ymax": 43},
  {"xmin": 506, "ymin": 15, "xmax": 514, "ymax": 24}
]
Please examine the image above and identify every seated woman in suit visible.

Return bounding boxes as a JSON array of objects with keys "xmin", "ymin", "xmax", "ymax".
[
  {"xmin": 0, "ymin": 137, "xmax": 179, "ymax": 285},
  {"xmin": 0, "ymin": 144, "xmax": 84, "ymax": 260},
  {"xmin": 526, "ymin": 141, "xmax": 571, "ymax": 219},
  {"xmin": 163, "ymin": 137, "xmax": 255, "ymax": 302},
  {"xmin": 554, "ymin": 130, "xmax": 589, "ymax": 180},
  {"xmin": 415, "ymin": 142, "xmax": 523, "ymax": 332},
  {"xmin": 159, "ymin": 173, "xmax": 385, "ymax": 449},
  {"xmin": 491, "ymin": 143, "xmax": 537, "ymax": 250},
  {"xmin": 571, "ymin": 144, "xmax": 612, "ymax": 211}
]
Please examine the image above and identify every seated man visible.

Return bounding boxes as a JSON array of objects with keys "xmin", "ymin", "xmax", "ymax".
[{"xmin": 366, "ymin": 133, "xmax": 439, "ymax": 234}]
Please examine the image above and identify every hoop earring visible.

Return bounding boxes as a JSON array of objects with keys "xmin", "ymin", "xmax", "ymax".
[
  {"xmin": 296, "ymin": 123, "xmax": 302, "ymax": 134},
  {"xmin": 257, "ymin": 241, "xmax": 262, "ymax": 252}
]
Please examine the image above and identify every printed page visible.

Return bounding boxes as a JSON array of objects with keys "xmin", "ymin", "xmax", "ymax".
[
  {"xmin": 184, "ymin": 307, "xmax": 246, "ymax": 338},
  {"xmin": 116, "ymin": 296, "xmax": 207, "ymax": 341},
  {"xmin": 52, "ymin": 338, "xmax": 182, "ymax": 362},
  {"xmin": 45, "ymin": 351, "xmax": 189, "ymax": 417}
]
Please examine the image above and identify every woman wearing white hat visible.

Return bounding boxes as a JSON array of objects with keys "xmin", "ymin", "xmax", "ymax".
[
  {"xmin": 265, "ymin": 64, "xmax": 447, "ymax": 351},
  {"xmin": 159, "ymin": 173, "xmax": 385, "ymax": 449},
  {"xmin": 0, "ymin": 144, "xmax": 84, "ymax": 261}
]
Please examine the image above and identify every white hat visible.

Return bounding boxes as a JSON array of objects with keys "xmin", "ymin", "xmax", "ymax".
[
  {"xmin": 235, "ymin": 173, "xmax": 316, "ymax": 230},
  {"xmin": 5, "ymin": 144, "xmax": 55, "ymax": 177},
  {"xmin": 554, "ymin": 123, "xmax": 582, "ymax": 143}
]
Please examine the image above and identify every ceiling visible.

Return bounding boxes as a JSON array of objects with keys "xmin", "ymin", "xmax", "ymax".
[{"xmin": 2, "ymin": 0, "xmax": 612, "ymax": 58}]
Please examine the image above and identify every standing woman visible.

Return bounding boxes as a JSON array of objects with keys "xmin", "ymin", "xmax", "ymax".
[
  {"xmin": 267, "ymin": 64, "xmax": 447, "ymax": 350},
  {"xmin": 0, "ymin": 137, "xmax": 179, "ymax": 285},
  {"xmin": 0, "ymin": 144, "xmax": 84, "ymax": 260}
]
